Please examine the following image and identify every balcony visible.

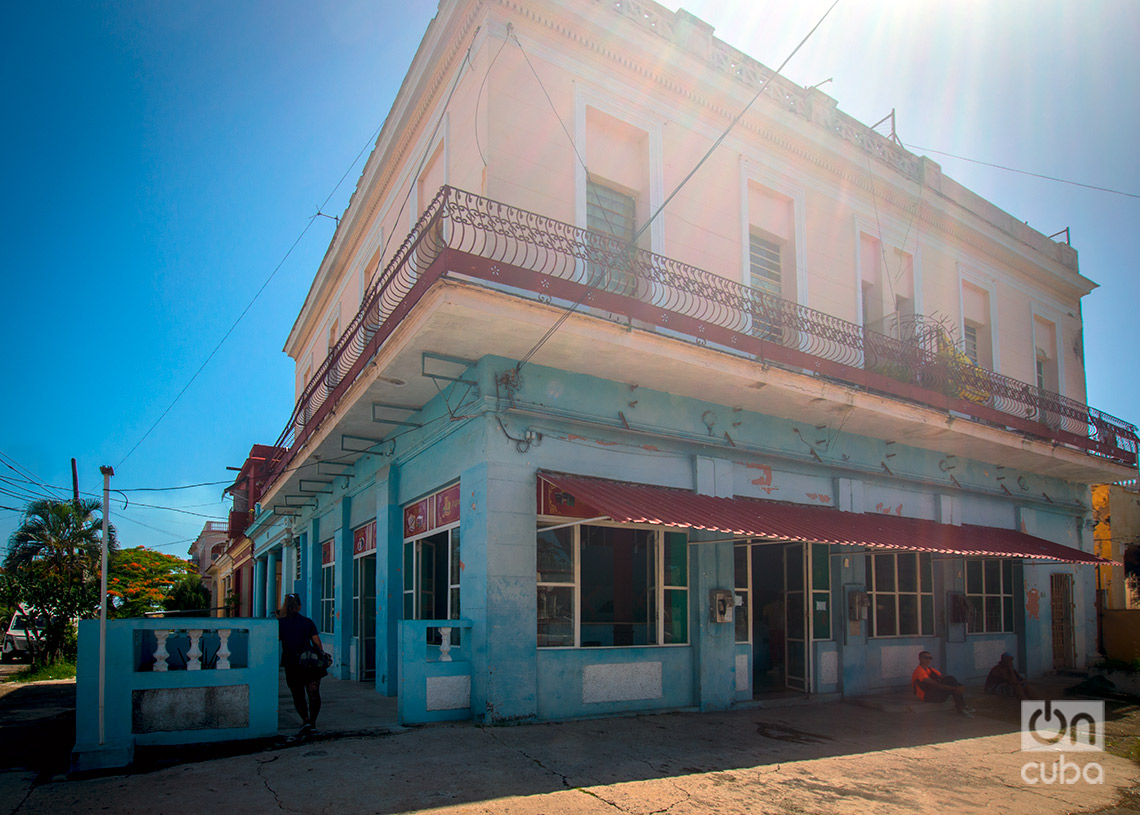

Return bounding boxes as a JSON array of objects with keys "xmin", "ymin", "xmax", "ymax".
[{"xmin": 265, "ymin": 186, "xmax": 1137, "ymax": 494}]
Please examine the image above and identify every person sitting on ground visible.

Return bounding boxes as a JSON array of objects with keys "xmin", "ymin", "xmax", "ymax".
[
  {"xmin": 911, "ymin": 650, "xmax": 974, "ymax": 717},
  {"xmin": 985, "ymin": 652, "xmax": 1034, "ymax": 699},
  {"xmin": 278, "ymin": 593, "xmax": 327, "ymax": 738}
]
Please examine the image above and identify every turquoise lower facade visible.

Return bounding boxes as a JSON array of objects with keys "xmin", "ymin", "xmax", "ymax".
[
  {"xmin": 72, "ymin": 617, "xmax": 278, "ymax": 771},
  {"xmin": 246, "ymin": 355, "xmax": 1098, "ymax": 725}
]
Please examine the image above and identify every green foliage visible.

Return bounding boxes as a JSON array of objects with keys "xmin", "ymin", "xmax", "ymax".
[
  {"xmin": 7, "ymin": 660, "xmax": 76, "ymax": 683},
  {"xmin": 108, "ymin": 548, "xmax": 200, "ymax": 618},
  {"xmin": 3, "ymin": 499, "xmax": 114, "ymax": 665},
  {"xmin": 223, "ymin": 591, "xmax": 241, "ymax": 616},
  {"xmin": 1096, "ymin": 657, "xmax": 1140, "ymax": 675},
  {"xmin": 165, "ymin": 573, "xmax": 212, "ymax": 613}
]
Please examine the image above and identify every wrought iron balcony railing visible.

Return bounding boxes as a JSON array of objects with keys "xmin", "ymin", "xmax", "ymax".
[{"xmin": 265, "ymin": 186, "xmax": 1138, "ymax": 491}]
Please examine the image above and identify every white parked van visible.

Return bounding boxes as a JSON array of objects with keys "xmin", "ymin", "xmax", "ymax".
[{"xmin": 2, "ymin": 606, "xmax": 44, "ymax": 662}]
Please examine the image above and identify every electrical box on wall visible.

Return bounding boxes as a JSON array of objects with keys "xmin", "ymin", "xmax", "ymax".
[
  {"xmin": 709, "ymin": 589, "xmax": 734, "ymax": 623},
  {"xmin": 848, "ymin": 590, "xmax": 870, "ymax": 621}
]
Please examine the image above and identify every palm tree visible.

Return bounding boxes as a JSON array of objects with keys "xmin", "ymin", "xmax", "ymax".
[
  {"xmin": 4, "ymin": 499, "xmax": 117, "ymax": 664},
  {"xmin": 5, "ymin": 498, "xmax": 116, "ymax": 579}
]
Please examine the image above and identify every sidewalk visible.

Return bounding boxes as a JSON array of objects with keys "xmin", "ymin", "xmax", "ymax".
[
  {"xmin": 1, "ymin": 671, "xmax": 1137, "ymax": 815},
  {"xmin": 276, "ymin": 672, "xmax": 401, "ymax": 738}
]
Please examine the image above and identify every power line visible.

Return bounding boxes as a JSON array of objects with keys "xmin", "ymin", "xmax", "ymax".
[
  {"xmin": 119, "ymin": 480, "xmax": 233, "ymax": 492},
  {"xmin": 0, "ymin": 451, "xmax": 65, "ymax": 501},
  {"xmin": 514, "ymin": 0, "xmax": 841, "ymax": 372},
  {"xmin": 905, "ymin": 144, "xmax": 1140, "ymax": 200},
  {"xmin": 116, "ymin": 116, "xmax": 394, "ymax": 470}
]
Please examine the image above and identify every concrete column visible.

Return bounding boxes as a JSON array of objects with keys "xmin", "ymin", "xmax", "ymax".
[
  {"xmin": 462, "ymin": 460, "xmax": 537, "ymax": 723},
  {"xmin": 375, "ymin": 466, "xmax": 401, "ymax": 696},
  {"xmin": 306, "ymin": 520, "xmax": 321, "ymax": 622},
  {"xmin": 690, "ymin": 531, "xmax": 736, "ymax": 711},
  {"xmin": 266, "ymin": 549, "xmax": 278, "ymax": 617},
  {"xmin": 253, "ymin": 558, "xmax": 266, "ymax": 619},
  {"xmin": 333, "ymin": 498, "xmax": 352, "ymax": 679}
]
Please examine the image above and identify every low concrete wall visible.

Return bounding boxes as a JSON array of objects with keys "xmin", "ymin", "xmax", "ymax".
[
  {"xmin": 1103, "ymin": 610, "xmax": 1140, "ymax": 662},
  {"xmin": 72, "ymin": 617, "xmax": 278, "ymax": 771},
  {"xmin": 398, "ymin": 619, "xmax": 473, "ymax": 724}
]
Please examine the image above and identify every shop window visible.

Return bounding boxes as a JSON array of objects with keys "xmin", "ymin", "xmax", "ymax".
[
  {"xmin": 402, "ymin": 527, "xmax": 461, "ymax": 624},
  {"xmin": 320, "ymin": 563, "xmax": 335, "ymax": 634},
  {"xmin": 865, "ymin": 552, "xmax": 934, "ymax": 637},
  {"xmin": 966, "ymin": 558, "xmax": 1014, "ymax": 633},
  {"xmin": 536, "ymin": 524, "xmax": 688, "ymax": 648},
  {"xmin": 734, "ymin": 545, "xmax": 750, "ymax": 643},
  {"xmin": 811, "ymin": 542, "xmax": 831, "ymax": 641}
]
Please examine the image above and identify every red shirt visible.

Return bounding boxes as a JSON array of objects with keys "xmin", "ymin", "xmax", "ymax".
[{"xmin": 911, "ymin": 664, "xmax": 941, "ymax": 699}]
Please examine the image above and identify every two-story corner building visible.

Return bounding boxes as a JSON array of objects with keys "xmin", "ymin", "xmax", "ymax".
[{"xmin": 239, "ymin": 0, "xmax": 1137, "ymax": 724}]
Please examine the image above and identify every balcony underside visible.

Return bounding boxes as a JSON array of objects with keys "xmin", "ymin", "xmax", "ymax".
[
  {"xmin": 262, "ymin": 278, "xmax": 1133, "ymax": 509},
  {"xmin": 262, "ymin": 188, "xmax": 1135, "ymax": 507}
]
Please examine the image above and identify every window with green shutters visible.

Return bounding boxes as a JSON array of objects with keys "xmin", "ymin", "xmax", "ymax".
[
  {"xmin": 586, "ymin": 179, "xmax": 637, "ymax": 295},
  {"xmin": 750, "ymin": 232, "xmax": 782, "ymax": 340}
]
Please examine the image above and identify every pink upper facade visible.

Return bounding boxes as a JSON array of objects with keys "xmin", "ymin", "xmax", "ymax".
[{"xmin": 261, "ymin": 0, "xmax": 1132, "ymax": 502}]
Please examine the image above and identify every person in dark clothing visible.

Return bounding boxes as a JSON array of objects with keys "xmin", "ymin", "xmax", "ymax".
[
  {"xmin": 985, "ymin": 652, "xmax": 1034, "ymax": 699},
  {"xmin": 278, "ymin": 593, "xmax": 327, "ymax": 737}
]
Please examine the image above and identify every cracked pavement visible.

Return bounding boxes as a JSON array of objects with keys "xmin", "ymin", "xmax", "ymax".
[{"xmin": 4, "ymin": 699, "xmax": 1139, "ymax": 814}]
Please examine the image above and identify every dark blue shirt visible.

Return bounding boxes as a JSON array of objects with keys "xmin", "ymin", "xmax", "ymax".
[{"xmin": 278, "ymin": 613, "xmax": 318, "ymax": 667}]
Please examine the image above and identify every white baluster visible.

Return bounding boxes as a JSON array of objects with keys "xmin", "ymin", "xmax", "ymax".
[
  {"xmin": 153, "ymin": 630, "xmax": 171, "ymax": 672},
  {"xmin": 186, "ymin": 629, "xmax": 203, "ymax": 671},
  {"xmin": 439, "ymin": 627, "xmax": 452, "ymax": 662},
  {"xmin": 216, "ymin": 629, "xmax": 231, "ymax": 670}
]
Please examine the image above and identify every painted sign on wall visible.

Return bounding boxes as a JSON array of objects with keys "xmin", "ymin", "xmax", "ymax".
[
  {"xmin": 537, "ymin": 476, "xmax": 598, "ymax": 519},
  {"xmin": 404, "ymin": 483, "xmax": 461, "ymax": 540},
  {"xmin": 353, "ymin": 521, "xmax": 376, "ymax": 556}
]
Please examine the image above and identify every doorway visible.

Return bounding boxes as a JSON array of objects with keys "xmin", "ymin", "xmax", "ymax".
[
  {"xmin": 354, "ymin": 554, "xmax": 377, "ymax": 681},
  {"xmin": 1050, "ymin": 573, "xmax": 1075, "ymax": 669},
  {"xmin": 747, "ymin": 542, "xmax": 810, "ymax": 693}
]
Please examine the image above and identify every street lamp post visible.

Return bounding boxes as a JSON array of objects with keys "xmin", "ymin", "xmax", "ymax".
[{"xmin": 98, "ymin": 465, "xmax": 114, "ymax": 746}]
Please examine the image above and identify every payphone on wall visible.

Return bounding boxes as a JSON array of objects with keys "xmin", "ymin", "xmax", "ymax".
[
  {"xmin": 848, "ymin": 590, "xmax": 870, "ymax": 621},
  {"xmin": 710, "ymin": 589, "xmax": 734, "ymax": 623}
]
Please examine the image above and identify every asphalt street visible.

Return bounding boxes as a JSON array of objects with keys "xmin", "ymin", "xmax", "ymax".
[{"xmin": 0, "ymin": 672, "xmax": 1138, "ymax": 815}]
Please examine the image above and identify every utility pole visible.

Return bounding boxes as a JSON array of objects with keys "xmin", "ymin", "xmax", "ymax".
[
  {"xmin": 71, "ymin": 458, "xmax": 79, "ymax": 506},
  {"xmin": 98, "ymin": 465, "xmax": 114, "ymax": 746}
]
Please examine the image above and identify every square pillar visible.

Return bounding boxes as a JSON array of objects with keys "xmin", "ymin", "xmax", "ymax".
[
  {"xmin": 461, "ymin": 460, "xmax": 537, "ymax": 723},
  {"xmin": 266, "ymin": 549, "xmax": 278, "ymax": 617},
  {"xmin": 253, "ymin": 557, "xmax": 266, "ymax": 618},
  {"xmin": 375, "ymin": 467, "xmax": 401, "ymax": 697},
  {"xmin": 332, "ymin": 497, "xmax": 352, "ymax": 679}
]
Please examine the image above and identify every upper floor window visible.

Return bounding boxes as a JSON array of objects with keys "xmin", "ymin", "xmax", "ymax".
[
  {"xmin": 586, "ymin": 179, "xmax": 638, "ymax": 296},
  {"xmin": 749, "ymin": 232, "xmax": 782, "ymax": 340},
  {"xmin": 961, "ymin": 281, "xmax": 993, "ymax": 369},
  {"xmin": 964, "ymin": 324, "xmax": 980, "ymax": 366}
]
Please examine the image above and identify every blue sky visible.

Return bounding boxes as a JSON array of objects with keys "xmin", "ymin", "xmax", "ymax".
[{"xmin": 2, "ymin": 0, "xmax": 1137, "ymax": 557}]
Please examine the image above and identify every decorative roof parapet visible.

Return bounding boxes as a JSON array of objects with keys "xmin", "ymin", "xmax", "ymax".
[{"xmin": 600, "ymin": 0, "xmax": 1074, "ymax": 270}]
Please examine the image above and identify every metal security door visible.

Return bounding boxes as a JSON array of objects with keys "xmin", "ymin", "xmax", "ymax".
[
  {"xmin": 784, "ymin": 543, "xmax": 809, "ymax": 692},
  {"xmin": 1050, "ymin": 573, "xmax": 1075, "ymax": 669}
]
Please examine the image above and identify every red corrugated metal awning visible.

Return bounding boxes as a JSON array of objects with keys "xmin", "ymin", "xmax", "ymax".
[{"xmin": 538, "ymin": 472, "xmax": 1107, "ymax": 565}]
